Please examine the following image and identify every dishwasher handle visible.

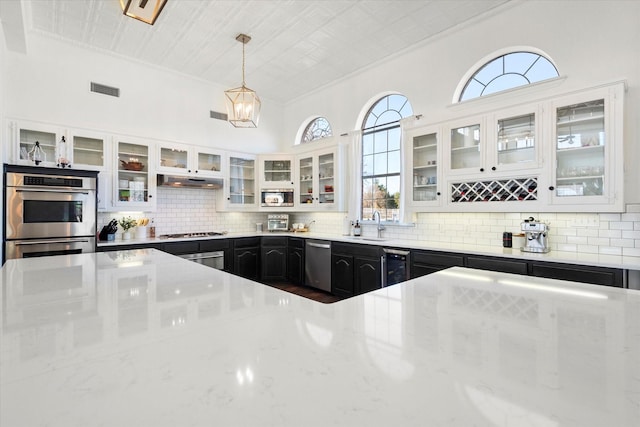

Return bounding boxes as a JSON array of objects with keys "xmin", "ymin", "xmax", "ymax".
[
  {"xmin": 381, "ymin": 254, "xmax": 386, "ymax": 288},
  {"xmin": 307, "ymin": 242, "xmax": 331, "ymax": 249}
]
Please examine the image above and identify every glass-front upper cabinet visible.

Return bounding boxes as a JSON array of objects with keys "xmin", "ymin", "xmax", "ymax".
[
  {"xmin": 295, "ymin": 146, "xmax": 341, "ymax": 210},
  {"xmin": 259, "ymin": 155, "xmax": 293, "ymax": 186},
  {"xmin": 114, "ymin": 137, "xmax": 156, "ymax": 210},
  {"xmin": 549, "ymin": 83, "xmax": 624, "ymax": 211},
  {"xmin": 12, "ymin": 120, "xmax": 64, "ymax": 167},
  {"xmin": 406, "ymin": 125, "xmax": 441, "ymax": 206},
  {"xmin": 68, "ymin": 128, "xmax": 109, "ymax": 171},
  {"xmin": 157, "ymin": 143, "xmax": 223, "ymax": 177},
  {"xmin": 447, "ymin": 116, "xmax": 483, "ymax": 175},
  {"xmin": 225, "ymin": 154, "xmax": 256, "ymax": 208}
]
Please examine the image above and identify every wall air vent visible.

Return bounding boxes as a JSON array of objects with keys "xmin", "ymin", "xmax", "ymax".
[
  {"xmin": 210, "ymin": 110, "xmax": 228, "ymax": 121},
  {"xmin": 90, "ymin": 82, "xmax": 120, "ymax": 97}
]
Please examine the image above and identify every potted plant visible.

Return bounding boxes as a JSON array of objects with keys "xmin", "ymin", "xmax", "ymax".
[{"xmin": 119, "ymin": 216, "xmax": 137, "ymax": 240}]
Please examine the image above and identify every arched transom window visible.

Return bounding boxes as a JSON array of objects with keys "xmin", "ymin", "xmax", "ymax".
[
  {"xmin": 459, "ymin": 51, "xmax": 558, "ymax": 102},
  {"xmin": 361, "ymin": 94, "xmax": 413, "ymax": 222},
  {"xmin": 301, "ymin": 117, "xmax": 333, "ymax": 143}
]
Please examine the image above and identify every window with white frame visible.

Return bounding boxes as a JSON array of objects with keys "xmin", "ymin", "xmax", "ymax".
[
  {"xmin": 459, "ymin": 51, "xmax": 558, "ymax": 102},
  {"xmin": 301, "ymin": 117, "xmax": 333, "ymax": 143},
  {"xmin": 361, "ymin": 94, "xmax": 413, "ymax": 222}
]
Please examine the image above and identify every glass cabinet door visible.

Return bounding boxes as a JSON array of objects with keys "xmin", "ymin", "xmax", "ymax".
[
  {"xmin": 450, "ymin": 123, "xmax": 481, "ymax": 171},
  {"xmin": 496, "ymin": 113, "xmax": 536, "ymax": 167},
  {"xmin": 555, "ymin": 99, "xmax": 605, "ymax": 198},
  {"xmin": 262, "ymin": 159, "xmax": 292, "ymax": 183},
  {"xmin": 72, "ymin": 135, "xmax": 105, "ymax": 169},
  {"xmin": 159, "ymin": 146, "xmax": 189, "ymax": 173},
  {"xmin": 412, "ymin": 132, "xmax": 438, "ymax": 202},
  {"xmin": 299, "ymin": 156, "xmax": 314, "ymax": 205},
  {"xmin": 229, "ymin": 156, "xmax": 255, "ymax": 206},
  {"xmin": 196, "ymin": 151, "xmax": 221, "ymax": 174},
  {"xmin": 116, "ymin": 141, "xmax": 150, "ymax": 205},
  {"xmin": 318, "ymin": 153, "xmax": 334, "ymax": 205},
  {"xmin": 19, "ymin": 127, "xmax": 58, "ymax": 166}
]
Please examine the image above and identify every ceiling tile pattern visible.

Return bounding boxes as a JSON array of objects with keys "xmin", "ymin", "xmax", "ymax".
[{"xmin": 25, "ymin": 0, "xmax": 510, "ymax": 103}]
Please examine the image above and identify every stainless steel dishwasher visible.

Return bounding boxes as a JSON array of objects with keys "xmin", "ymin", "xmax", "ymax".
[
  {"xmin": 305, "ymin": 240, "xmax": 332, "ymax": 292},
  {"xmin": 178, "ymin": 251, "xmax": 224, "ymax": 270}
]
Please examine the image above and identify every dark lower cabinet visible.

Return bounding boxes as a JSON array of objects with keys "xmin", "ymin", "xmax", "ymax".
[
  {"xmin": 261, "ymin": 237, "xmax": 287, "ymax": 282},
  {"xmin": 287, "ymin": 238, "xmax": 305, "ymax": 286},
  {"xmin": 411, "ymin": 250, "xmax": 465, "ymax": 278},
  {"xmin": 466, "ymin": 255, "xmax": 529, "ymax": 275},
  {"xmin": 97, "ymin": 242, "xmax": 163, "ymax": 252},
  {"xmin": 331, "ymin": 243, "xmax": 382, "ymax": 298},
  {"xmin": 530, "ymin": 261, "xmax": 623, "ymax": 288},
  {"xmin": 233, "ymin": 237, "xmax": 260, "ymax": 280},
  {"xmin": 331, "ymin": 253, "xmax": 354, "ymax": 298},
  {"xmin": 355, "ymin": 256, "xmax": 381, "ymax": 294}
]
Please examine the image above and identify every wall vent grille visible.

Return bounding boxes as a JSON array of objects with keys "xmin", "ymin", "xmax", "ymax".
[
  {"xmin": 90, "ymin": 82, "xmax": 120, "ymax": 97},
  {"xmin": 210, "ymin": 110, "xmax": 228, "ymax": 121}
]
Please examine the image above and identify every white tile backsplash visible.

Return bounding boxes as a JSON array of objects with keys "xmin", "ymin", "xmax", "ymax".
[{"xmin": 99, "ymin": 193, "xmax": 640, "ymax": 258}]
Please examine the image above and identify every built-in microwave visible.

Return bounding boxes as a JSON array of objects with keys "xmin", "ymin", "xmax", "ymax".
[{"xmin": 261, "ymin": 188, "xmax": 294, "ymax": 207}]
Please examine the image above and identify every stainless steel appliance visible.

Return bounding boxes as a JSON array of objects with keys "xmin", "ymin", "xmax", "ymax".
[
  {"xmin": 305, "ymin": 240, "xmax": 331, "ymax": 292},
  {"xmin": 261, "ymin": 189, "xmax": 294, "ymax": 207},
  {"xmin": 382, "ymin": 248, "xmax": 410, "ymax": 287},
  {"xmin": 267, "ymin": 214, "xmax": 289, "ymax": 231},
  {"xmin": 520, "ymin": 217, "xmax": 550, "ymax": 253},
  {"xmin": 3, "ymin": 164, "xmax": 98, "ymax": 262},
  {"xmin": 178, "ymin": 251, "xmax": 224, "ymax": 270}
]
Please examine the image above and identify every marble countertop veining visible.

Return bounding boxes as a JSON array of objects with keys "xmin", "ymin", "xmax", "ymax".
[
  {"xmin": 97, "ymin": 230, "xmax": 640, "ymax": 270},
  {"xmin": 1, "ymin": 249, "xmax": 639, "ymax": 426}
]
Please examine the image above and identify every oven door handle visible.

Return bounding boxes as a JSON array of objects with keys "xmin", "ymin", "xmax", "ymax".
[
  {"xmin": 14, "ymin": 238, "xmax": 92, "ymax": 246},
  {"xmin": 15, "ymin": 188, "xmax": 91, "ymax": 195}
]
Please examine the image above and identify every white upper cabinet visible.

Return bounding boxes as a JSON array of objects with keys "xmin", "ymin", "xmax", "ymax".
[
  {"xmin": 67, "ymin": 128, "xmax": 110, "ymax": 171},
  {"xmin": 113, "ymin": 136, "xmax": 157, "ymax": 211},
  {"xmin": 216, "ymin": 152, "xmax": 257, "ymax": 211},
  {"xmin": 404, "ymin": 124, "xmax": 443, "ymax": 208},
  {"xmin": 258, "ymin": 154, "xmax": 294, "ymax": 187},
  {"xmin": 156, "ymin": 142, "xmax": 223, "ymax": 178},
  {"xmin": 546, "ymin": 83, "xmax": 624, "ymax": 211},
  {"xmin": 10, "ymin": 120, "xmax": 65, "ymax": 168}
]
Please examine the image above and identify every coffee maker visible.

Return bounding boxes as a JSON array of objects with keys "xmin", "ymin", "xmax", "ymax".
[{"xmin": 520, "ymin": 217, "xmax": 550, "ymax": 253}]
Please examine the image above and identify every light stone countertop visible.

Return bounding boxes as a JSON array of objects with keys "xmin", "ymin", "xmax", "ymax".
[
  {"xmin": 97, "ymin": 230, "xmax": 640, "ymax": 271},
  {"xmin": 1, "ymin": 249, "xmax": 639, "ymax": 426}
]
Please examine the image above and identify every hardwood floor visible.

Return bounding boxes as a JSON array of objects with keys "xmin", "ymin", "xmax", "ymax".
[{"xmin": 264, "ymin": 281, "xmax": 343, "ymax": 304}]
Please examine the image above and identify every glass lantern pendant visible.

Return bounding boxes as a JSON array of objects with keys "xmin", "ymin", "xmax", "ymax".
[
  {"xmin": 57, "ymin": 136, "xmax": 70, "ymax": 168},
  {"xmin": 29, "ymin": 141, "xmax": 45, "ymax": 165},
  {"xmin": 224, "ymin": 34, "xmax": 261, "ymax": 128}
]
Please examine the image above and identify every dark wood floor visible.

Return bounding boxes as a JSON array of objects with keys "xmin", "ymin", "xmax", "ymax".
[{"xmin": 265, "ymin": 281, "xmax": 343, "ymax": 304}]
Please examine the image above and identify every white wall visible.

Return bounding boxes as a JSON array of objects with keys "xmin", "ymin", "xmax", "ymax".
[
  {"xmin": 282, "ymin": 0, "xmax": 640, "ymax": 204},
  {"xmin": 3, "ymin": 33, "xmax": 285, "ymax": 154}
]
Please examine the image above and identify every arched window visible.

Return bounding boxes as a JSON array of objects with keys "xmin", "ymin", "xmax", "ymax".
[
  {"xmin": 361, "ymin": 94, "xmax": 413, "ymax": 222},
  {"xmin": 301, "ymin": 117, "xmax": 333, "ymax": 143},
  {"xmin": 459, "ymin": 51, "xmax": 558, "ymax": 102}
]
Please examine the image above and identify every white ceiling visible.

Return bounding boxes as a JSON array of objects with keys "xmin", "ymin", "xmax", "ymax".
[{"xmin": 17, "ymin": 0, "xmax": 512, "ymax": 104}]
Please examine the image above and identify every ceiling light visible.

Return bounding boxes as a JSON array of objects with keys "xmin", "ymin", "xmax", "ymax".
[
  {"xmin": 120, "ymin": 0, "xmax": 167, "ymax": 25},
  {"xmin": 224, "ymin": 34, "xmax": 261, "ymax": 128}
]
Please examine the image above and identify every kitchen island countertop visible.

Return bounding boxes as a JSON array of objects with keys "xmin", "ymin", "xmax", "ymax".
[{"xmin": 1, "ymin": 249, "xmax": 638, "ymax": 426}]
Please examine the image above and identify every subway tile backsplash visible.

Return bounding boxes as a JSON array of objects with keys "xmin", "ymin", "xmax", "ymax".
[{"xmin": 98, "ymin": 188, "xmax": 640, "ymax": 258}]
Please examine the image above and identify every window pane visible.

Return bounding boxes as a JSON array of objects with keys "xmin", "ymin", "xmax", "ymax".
[
  {"xmin": 461, "ymin": 79, "xmax": 484, "ymax": 101},
  {"xmin": 388, "ymin": 150, "xmax": 401, "ymax": 174},
  {"xmin": 374, "ymin": 152, "xmax": 387, "ymax": 175},
  {"xmin": 504, "ymin": 52, "xmax": 537, "ymax": 74},
  {"xmin": 388, "ymin": 94, "xmax": 407, "ymax": 113},
  {"xmin": 363, "ymin": 134, "xmax": 374, "ymax": 155},
  {"xmin": 526, "ymin": 57, "xmax": 558, "ymax": 82},
  {"xmin": 484, "ymin": 74, "xmax": 529, "ymax": 95},
  {"xmin": 474, "ymin": 58, "xmax": 503, "ymax": 85},
  {"xmin": 388, "ymin": 127, "xmax": 401, "ymax": 150},
  {"xmin": 362, "ymin": 154, "xmax": 373, "ymax": 176},
  {"xmin": 374, "ymin": 131, "xmax": 387, "ymax": 153},
  {"xmin": 377, "ymin": 110, "xmax": 402, "ymax": 127}
]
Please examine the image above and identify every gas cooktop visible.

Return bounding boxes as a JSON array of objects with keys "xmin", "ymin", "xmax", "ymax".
[{"xmin": 158, "ymin": 231, "xmax": 228, "ymax": 239}]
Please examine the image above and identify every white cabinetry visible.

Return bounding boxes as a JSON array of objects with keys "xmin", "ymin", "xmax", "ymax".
[
  {"xmin": 258, "ymin": 154, "xmax": 294, "ymax": 187},
  {"xmin": 405, "ymin": 124, "xmax": 443, "ymax": 209},
  {"xmin": 113, "ymin": 136, "xmax": 156, "ymax": 211},
  {"xmin": 294, "ymin": 141, "xmax": 346, "ymax": 211},
  {"xmin": 11, "ymin": 120, "xmax": 65, "ymax": 167},
  {"xmin": 547, "ymin": 84, "xmax": 624, "ymax": 211},
  {"xmin": 217, "ymin": 152, "xmax": 257, "ymax": 211},
  {"xmin": 156, "ymin": 142, "xmax": 223, "ymax": 178}
]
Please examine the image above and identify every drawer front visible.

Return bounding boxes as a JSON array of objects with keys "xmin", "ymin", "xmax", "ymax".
[
  {"xmin": 530, "ymin": 262, "xmax": 623, "ymax": 287},
  {"xmin": 466, "ymin": 256, "xmax": 529, "ymax": 275},
  {"xmin": 262, "ymin": 236, "xmax": 288, "ymax": 247},
  {"xmin": 233, "ymin": 237, "xmax": 261, "ymax": 249}
]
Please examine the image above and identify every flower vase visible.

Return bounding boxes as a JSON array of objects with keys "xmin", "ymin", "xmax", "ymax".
[{"xmin": 123, "ymin": 231, "xmax": 132, "ymax": 240}]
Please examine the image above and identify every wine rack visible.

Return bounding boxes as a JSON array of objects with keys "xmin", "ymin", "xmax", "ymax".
[{"xmin": 450, "ymin": 177, "xmax": 538, "ymax": 203}]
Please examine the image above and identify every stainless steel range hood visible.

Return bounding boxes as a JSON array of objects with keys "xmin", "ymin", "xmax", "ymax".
[{"xmin": 157, "ymin": 174, "xmax": 223, "ymax": 189}]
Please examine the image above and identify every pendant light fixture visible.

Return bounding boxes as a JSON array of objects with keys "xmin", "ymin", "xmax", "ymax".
[
  {"xmin": 224, "ymin": 34, "xmax": 261, "ymax": 128},
  {"xmin": 120, "ymin": 0, "xmax": 167, "ymax": 25}
]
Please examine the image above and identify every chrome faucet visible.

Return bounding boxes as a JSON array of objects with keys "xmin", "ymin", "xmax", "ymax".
[{"xmin": 372, "ymin": 210, "xmax": 385, "ymax": 238}]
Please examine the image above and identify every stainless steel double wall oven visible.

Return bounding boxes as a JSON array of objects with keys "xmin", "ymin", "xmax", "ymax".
[{"xmin": 3, "ymin": 164, "xmax": 98, "ymax": 263}]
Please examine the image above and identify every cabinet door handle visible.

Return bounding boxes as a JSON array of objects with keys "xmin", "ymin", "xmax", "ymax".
[
  {"xmin": 491, "ymin": 166, "xmax": 496, "ymax": 171},
  {"xmin": 381, "ymin": 255, "xmax": 386, "ymax": 288},
  {"xmin": 480, "ymin": 168, "xmax": 485, "ymax": 172},
  {"xmin": 436, "ymin": 192, "xmax": 441, "ymax": 196},
  {"xmin": 548, "ymin": 186, "xmax": 555, "ymax": 191}
]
